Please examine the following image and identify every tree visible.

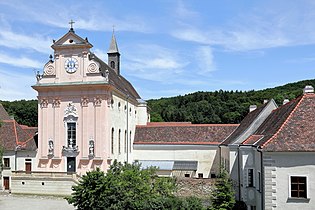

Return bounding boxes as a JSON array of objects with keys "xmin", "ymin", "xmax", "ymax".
[
  {"xmin": 66, "ymin": 160, "xmax": 178, "ymax": 210},
  {"xmin": 209, "ymin": 169, "xmax": 236, "ymax": 210}
]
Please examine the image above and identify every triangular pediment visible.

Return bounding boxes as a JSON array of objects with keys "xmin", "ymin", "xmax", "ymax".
[{"xmin": 52, "ymin": 31, "xmax": 93, "ymax": 50}]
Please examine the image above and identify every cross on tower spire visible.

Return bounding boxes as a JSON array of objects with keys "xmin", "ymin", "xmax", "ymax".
[{"xmin": 69, "ymin": 19, "xmax": 75, "ymax": 32}]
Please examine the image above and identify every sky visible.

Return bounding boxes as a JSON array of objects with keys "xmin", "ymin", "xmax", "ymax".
[{"xmin": 1, "ymin": 0, "xmax": 315, "ymax": 101}]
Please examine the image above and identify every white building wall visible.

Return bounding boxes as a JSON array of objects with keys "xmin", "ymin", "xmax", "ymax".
[
  {"xmin": 109, "ymin": 94, "xmax": 138, "ymax": 163},
  {"xmin": 133, "ymin": 145, "xmax": 220, "ymax": 178},
  {"xmin": 264, "ymin": 152, "xmax": 315, "ymax": 210}
]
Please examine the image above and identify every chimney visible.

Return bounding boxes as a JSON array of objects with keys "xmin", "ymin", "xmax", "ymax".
[
  {"xmin": 249, "ymin": 105, "xmax": 257, "ymax": 112},
  {"xmin": 283, "ymin": 99, "xmax": 289, "ymax": 105},
  {"xmin": 263, "ymin": 99, "xmax": 268, "ymax": 104},
  {"xmin": 303, "ymin": 85, "xmax": 314, "ymax": 94}
]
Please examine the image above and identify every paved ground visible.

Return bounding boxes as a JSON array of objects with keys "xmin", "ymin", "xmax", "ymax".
[{"xmin": 0, "ymin": 192, "xmax": 75, "ymax": 210}]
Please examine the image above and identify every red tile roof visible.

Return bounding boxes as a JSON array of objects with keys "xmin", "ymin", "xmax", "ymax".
[
  {"xmin": 0, "ymin": 106, "xmax": 37, "ymax": 151},
  {"xmin": 134, "ymin": 123, "xmax": 238, "ymax": 145},
  {"xmin": 0, "ymin": 104, "xmax": 11, "ymax": 120},
  {"xmin": 243, "ymin": 93, "xmax": 315, "ymax": 152},
  {"xmin": 221, "ymin": 102, "xmax": 269, "ymax": 145}
]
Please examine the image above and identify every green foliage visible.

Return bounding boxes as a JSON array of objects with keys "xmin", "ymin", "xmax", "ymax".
[
  {"xmin": 209, "ymin": 169, "xmax": 236, "ymax": 210},
  {"xmin": 67, "ymin": 160, "xmax": 192, "ymax": 210},
  {"xmin": 6, "ymin": 79, "xmax": 315, "ymax": 125},
  {"xmin": 1, "ymin": 100, "xmax": 38, "ymax": 127},
  {"xmin": 148, "ymin": 79, "xmax": 315, "ymax": 124}
]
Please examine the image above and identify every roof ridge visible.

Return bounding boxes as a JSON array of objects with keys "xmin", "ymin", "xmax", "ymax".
[
  {"xmin": 137, "ymin": 124, "xmax": 239, "ymax": 128},
  {"xmin": 13, "ymin": 121, "xmax": 19, "ymax": 145},
  {"xmin": 261, "ymin": 95, "xmax": 304, "ymax": 148}
]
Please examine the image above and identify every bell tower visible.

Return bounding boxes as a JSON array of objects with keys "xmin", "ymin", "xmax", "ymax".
[{"xmin": 107, "ymin": 28, "xmax": 120, "ymax": 74}]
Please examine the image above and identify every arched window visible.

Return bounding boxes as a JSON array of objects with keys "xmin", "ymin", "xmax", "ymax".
[
  {"xmin": 111, "ymin": 128, "xmax": 114, "ymax": 154},
  {"xmin": 118, "ymin": 129, "xmax": 121, "ymax": 154},
  {"xmin": 124, "ymin": 130, "xmax": 127, "ymax": 153},
  {"xmin": 129, "ymin": 131, "xmax": 132, "ymax": 152},
  {"xmin": 110, "ymin": 61, "xmax": 115, "ymax": 69}
]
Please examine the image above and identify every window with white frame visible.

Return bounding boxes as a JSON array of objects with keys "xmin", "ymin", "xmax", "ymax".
[
  {"xmin": 290, "ymin": 176, "xmax": 307, "ymax": 198},
  {"xmin": 247, "ymin": 169, "xmax": 254, "ymax": 187}
]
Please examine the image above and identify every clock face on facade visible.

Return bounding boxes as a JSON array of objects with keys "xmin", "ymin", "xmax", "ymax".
[{"xmin": 65, "ymin": 57, "xmax": 78, "ymax": 73}]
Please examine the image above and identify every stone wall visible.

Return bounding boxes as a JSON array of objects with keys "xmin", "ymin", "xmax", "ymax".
[{"xmin": 175, "ymin": 178, "xmax": 215, "ymax": 198}]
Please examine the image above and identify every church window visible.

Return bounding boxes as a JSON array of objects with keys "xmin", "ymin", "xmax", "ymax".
[
  {"xmin": 111, "ymin": 128, "xmax": 114, "ymax": 154},
  {"xmin": 129, "ymin": 131, "xmax": 132, "ymax": 152},
  {"xmin": 118, "ymin": 129, "xmax": 121, "ymax": 154},
  {"xmin": 290, "ymin": 176, "xmax": 307, "ymax": 198},
  {"xmin": 110, "ymin": 61, "xmax": 115, "ymax": 69},
  {"xmin": 67, "ymin": 122, "xmax": 76, "ymax": 147},
  {"xmin": 124, "ymin": 130, "xmax": 127, "ymax": 153}
]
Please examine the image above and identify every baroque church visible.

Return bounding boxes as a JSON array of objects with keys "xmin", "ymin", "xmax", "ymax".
[
  {"xmin": 32, "ymin": 25, "xmax": 149, "ymax": 175},
  {"xmin": 2, "ymin": 24, "xmax": 315, "ymax": 210}
]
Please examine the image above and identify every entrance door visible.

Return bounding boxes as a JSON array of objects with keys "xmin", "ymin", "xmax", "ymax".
[
  {"xmin": 3, "ymin": 177, "xmax": 9, "ymax": 190},
  {"xmin": 67, "ymin": 157, "xmax": 76, "ymax": 173},
  {"xmin": 25, "ymin": 162, "xmax": 32, "ymax": 173}
]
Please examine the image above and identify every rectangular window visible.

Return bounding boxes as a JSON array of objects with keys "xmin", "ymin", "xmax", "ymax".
[
  {"xmin": 184, "ymin": 174, "xmax": 190, "ymax": 178},
  {"xmin": 198, "ymin": 173, "xmax": 203, "ymax": 178},
  {"xmin": 4, "ymin": 158, "xmax": 10, "ymax": 168},
  {"xmin": 291, "ymin": 176, "xmax": 307, "ymax": 198},
  {"xmin": 257, "ymin": 171, "xmax": 261, "ymax": 192},
  {"xmin": 67, "ymin": 122, "xmax": 76, "ymax": 146},
  {"xmin": 248, "ymin": 169, "xmax": 254, "ymax": 187}
]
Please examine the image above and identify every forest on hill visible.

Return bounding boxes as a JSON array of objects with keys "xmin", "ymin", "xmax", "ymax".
[{"xmin": 1, "ymin": 79, "xmax": 315, "ymax": 127}]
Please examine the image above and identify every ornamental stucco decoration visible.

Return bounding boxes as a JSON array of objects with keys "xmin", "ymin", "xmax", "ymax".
[
  {"xmin": 81, "ymin": 97, "xmax": 89, "ymax": 107},
  {"xmin": 52, "ymin": 98, "xmax": 61, "ymax": 108},
  {"xmin": 94, "ymin": 96, "xmax": 102, "ymax": 107},
  {"xmin": 40, "ymin": 98, "xmax": 48, "ymax": 108},
  {"xmin": 87, "ymin": 62, "xmax": 99, "ymax": 73},
  {"xmin": 44, "ymin": 64, "xmax": 55, "ymax": 76},
  {"xmin": 64, "ymin": 103, "xmax": 78, "ymax": 117}
]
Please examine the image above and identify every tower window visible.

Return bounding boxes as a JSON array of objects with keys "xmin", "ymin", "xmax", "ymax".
[{"xmin": 110, "ymin": 61, "xmax": 115, "ymax": 69}]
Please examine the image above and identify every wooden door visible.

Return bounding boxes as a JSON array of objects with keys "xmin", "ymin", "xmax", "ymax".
[
  {"xmin": 3, "ymin": 177, "xmax": 9, "ymax": 190},
  {"xmin": 25, "ymin": 162, "xmax": 31, "ymax": 173}
]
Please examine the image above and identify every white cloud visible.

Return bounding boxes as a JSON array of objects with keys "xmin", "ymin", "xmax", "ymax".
[
  {"xmin": 0, "ymin": 53, "xmax": 42, "ymax": 68},
  {"xmin": 171, "ymin": 1, "xmax": 315, "ymax": 51},
  {"xmin": 123, "ymin": 44, "xmax": 190, "ymax": 83},
  {"xmin": 195, "ymin": 46, "xmax": 216, "ymax": 74},
  {"xmin": 0, "ymin": 1, "xmax": 151, "ymax": 33},
  {"xmin": 0, "ymin": 68, "xmax": 36, "ymax": 101},
  {"xmin": 93, "ymin": 48, "xmax": 107, "ymax": 61},
  {"xmin": 0, "ymin": 29, "xmax": 51, "ymax": 53}
]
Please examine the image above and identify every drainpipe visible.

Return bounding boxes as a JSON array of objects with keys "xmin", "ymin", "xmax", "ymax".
[
  {"xmin": 237, "ymin": 145, "xmax": 241, "ymax": 201},
  {"xmin": 257, "ymin": 148, "xmax": 264, "ymax": 210}
]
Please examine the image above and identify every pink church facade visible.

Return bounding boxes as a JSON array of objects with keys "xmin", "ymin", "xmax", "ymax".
[{"xmin": 32, "ymin": 27, "xmax": 149, "ymax": 175}]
